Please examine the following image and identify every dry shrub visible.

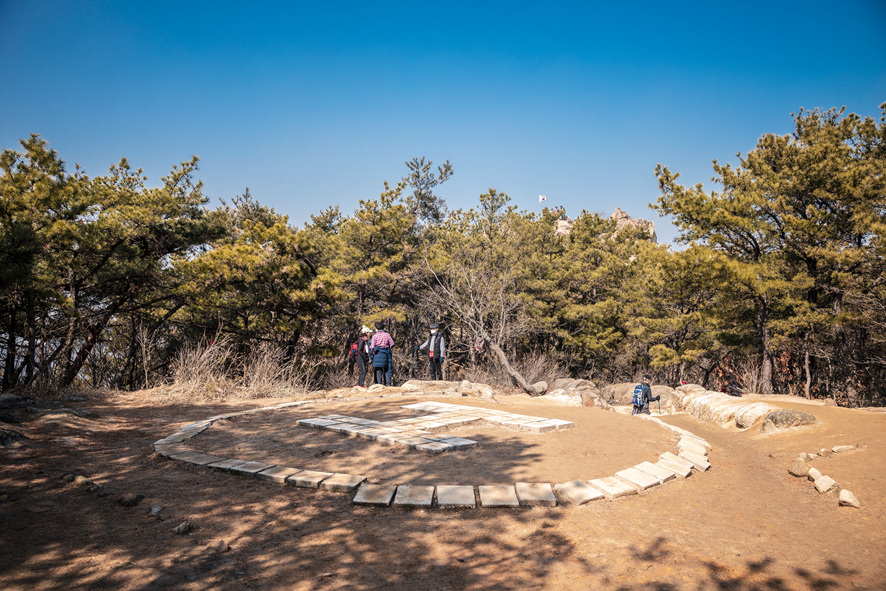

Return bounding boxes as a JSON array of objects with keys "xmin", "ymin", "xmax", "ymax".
[
  {"xmin": 462, "ymin": 350, "xmax": 570, "ymax": 393},
  {"xmin": 167, "ymin": 338, "xmax": 320, "ymax": 401}
]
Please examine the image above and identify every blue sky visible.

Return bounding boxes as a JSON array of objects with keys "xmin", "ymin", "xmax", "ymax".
[{"xmin": 2, "ymin": 1, "xmax": 884, "ymax": 245}]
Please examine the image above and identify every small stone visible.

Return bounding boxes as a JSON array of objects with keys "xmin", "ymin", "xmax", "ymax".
[
  {"xmin": 73, "ymin": 475, "xmax": 91, "ymax": 488},
  {"xmin": 172, "ymin": 521, "xmax": 193, "ymax": 535},
  {"xmin": 831, "ymin": 445, "xmax": 855, "ymax": 454},
  {"xmin": 150, "ymin": 505, "xmax": 163, "ymax": 516},
  {"xmin": 814, "ymin": 475, "xmax": 837, "ymax": 493},
  {"xmin": 117, "ymin": 493, "xmax": 144, "ymax": 507},
  {"xmin": 839, "ymin": 489, "xmax": 860, "ymax": 508},
  {"xmin": 788, "ymin": 459, "xmax": 810, "ymax": 477},
  {"xmin": 807, "ymin": 467, "xmax": 822, "ymax": 482}
]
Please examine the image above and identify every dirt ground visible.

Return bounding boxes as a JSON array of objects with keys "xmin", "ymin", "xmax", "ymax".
[{"xmin": 1, "ymin": 389, "xmax": 885, "ymax": 590}]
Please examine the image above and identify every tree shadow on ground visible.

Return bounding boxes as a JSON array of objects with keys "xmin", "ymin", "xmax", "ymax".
[{"xmin": 0, "ymin": 396, "xmax": 873, "ymax": 590}]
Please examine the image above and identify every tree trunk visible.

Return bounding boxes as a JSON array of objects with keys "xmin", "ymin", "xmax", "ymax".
[
  {"xmin": 804, "ymin": 348, "xmax": 812, "ymax": 399},
  {"xmin": 756, "ymin": 298, "xmax": 774, "ymax": 394},
  {"xmin": 485, "ymin": 338, "xmax": 535, "ymax": 395},
  {"xmin": 2, "ymin": 302, "xmax": 18, "ymax": 392},
  {"xmin": 59, "ymin": 285, "xmax": 137, "ymax": 388}
]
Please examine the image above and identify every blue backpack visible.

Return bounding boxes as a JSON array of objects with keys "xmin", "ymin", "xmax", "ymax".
[{"xmin": 631, "ymin": 384, "xmax": 645, "ymax": 407}]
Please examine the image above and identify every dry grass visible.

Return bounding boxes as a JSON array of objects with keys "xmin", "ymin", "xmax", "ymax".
[
  {"xmin": 461, "ymin": 350, "xmax": 570, "ymax": 392},
  {"xmin": 163, "ymin": 339, "xmax": 322, "ymax": 402}
]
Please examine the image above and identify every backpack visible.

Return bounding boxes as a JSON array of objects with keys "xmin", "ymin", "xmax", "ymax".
[
  {"xmin": 631, "ymin": 384, "xmax": 645, "ymax": 407},
  {"xmin": 348, "ymin": 341, "xmax": 359, "ymax": 357}
]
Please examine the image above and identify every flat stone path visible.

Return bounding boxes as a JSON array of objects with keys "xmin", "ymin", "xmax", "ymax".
[{"xmin": 153, "ymin": 398, "xmax": 713, "ymax": 509}]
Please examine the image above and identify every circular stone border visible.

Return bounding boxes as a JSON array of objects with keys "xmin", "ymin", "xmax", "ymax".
[{"xmin": 152, "ymin": 397, "xmax": 712, "ymax": 508}]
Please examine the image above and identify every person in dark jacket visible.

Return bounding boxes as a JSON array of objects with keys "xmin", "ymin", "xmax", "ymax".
[
  {"xmin": 369, "ymin": 323, "xmax": 395, "ymax": 386},
  {"xmin": 417, "ymin": 323, "xmax": 445, "ymax": 380},
  {"xmin": 355, "ymin": 325, "xmax": 372, "ymax": 388},
  {"xmin": 632, "ymin": 374, "xmax": 660, "ymax": 415}
]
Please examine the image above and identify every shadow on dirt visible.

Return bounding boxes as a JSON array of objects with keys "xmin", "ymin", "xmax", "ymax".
[{"xmin": 0, "ymin": 396, "xmax": 871, "ymax": 590}]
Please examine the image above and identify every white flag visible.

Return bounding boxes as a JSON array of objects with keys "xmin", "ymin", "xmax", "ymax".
[{"xmin": 538, "ymin": 195, "xmax": 547, "ymax": 202}]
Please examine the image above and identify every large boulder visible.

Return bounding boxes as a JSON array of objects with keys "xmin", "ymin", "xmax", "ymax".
[{"xmin": 760, "ymin": 409, "xmax": 820, "ymax": 433}]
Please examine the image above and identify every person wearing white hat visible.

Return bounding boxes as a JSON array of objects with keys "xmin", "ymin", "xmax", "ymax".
[
  {"xmin": 417, "ymin": 323, "xmax": 445, "ymax": 380},
  {"xmin": 354, "ymin": 326, "xmax": 373, "ymax": 388}
]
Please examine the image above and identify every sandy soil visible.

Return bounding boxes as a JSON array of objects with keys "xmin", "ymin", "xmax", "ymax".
[{"xmin": 1, "ymin": 390, "xmax": 884, "ymax": 590}]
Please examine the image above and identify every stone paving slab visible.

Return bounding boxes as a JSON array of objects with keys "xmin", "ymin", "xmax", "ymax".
[
  {"xmin": 479, "ymin": 485, "xmax": 521, "ymax": 507},
  {"xmin": 554, "ymin": 480, "xmax": 605, "ymax": 505},
  {"xmin": 256, "ymin": 465, "xmax": 303, "ymax": 484},
  {"xmin": 616, "ymin": 467, "xmax": 660, "ymax": 491},
  {"xmin": 679, "ymin": 450, "xmax": 711, "ymax": 471},
  {"xmin": 660, "ymin": 451, "xmax": 697, "ymax": 472},
  {"xmin": 168, "ymin": 450, "xmax": 226, "ymax": 466},
  {"xmin": 415, "ymin": 442, "xmax": 456, "ymax": 454},
  {"xmin": 320, "ymin": 473, "xmax": 366, "ymax": 493},
  {"xmin": 392, "ymin": 485, "xmax": 435, "ymax": 508},
  {"xmin": 589, "ymin": 476, "xmax": 637, "ymax": 499},
  {"xmin": 208, "ymin": 458, "xmax": 249, "ymax": 471},
  {"xmin": 634, "ymin": 461, "xmax": 677, "ymax": 484},
  {"xmin": 657, "ymin": 458, "xmax": 692, "ymax": 478},
  {"xmin": 287, "ymin": 470, "xmax": 333, "ymax": 488},
  {"xmin": 353, "ymin": 484, "xmax": 397, "ymax": 506},
  {"xmin": 229, "ymin": 461, "xmax": 275, "ymax": 476},
  {"xmin": 436, "ymin": 485, "xmax": 477, "ymax": 508},
  {"xmin": 681, "ymin": 435, "xmax": 711, "ymax": 449},
  {"xmin": 515, "ymin": 482, "xmax": 557, "ymax": 506},
  {"xmin": 679, "ymin": 439, "xmax": 709, "ymax": 457}
]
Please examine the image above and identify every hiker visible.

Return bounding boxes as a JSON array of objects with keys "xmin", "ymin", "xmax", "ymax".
[
  {"xmin": 369, "ymin": 322, "xmax": 395, "ymax": 386},
  {"xmin": 353, "ymin": 325, "xmax": 372, "ymax": 388},
  {"xmin": 416, "ymin": 323, "xmax": 445, "ymax": 380},
  {"xmin": 632, "ymin": 374, "xmax": 660, "ymax": 415}
]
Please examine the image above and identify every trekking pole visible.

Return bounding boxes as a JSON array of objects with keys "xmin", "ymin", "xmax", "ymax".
[{"xmin": 658, "ymin": 399, "xmax": 661, "ymax": 414}]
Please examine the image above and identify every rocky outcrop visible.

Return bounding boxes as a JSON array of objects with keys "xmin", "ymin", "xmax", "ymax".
[
  {"xmin": 671, "ymin": 384, "xmax": 798, "ymax": 430},
  {"xmin": 551, "ymin": 208, "xmax": 656, "ymax": 243},
  {"xmin": 760, "ymin": 409, "xmax": 820, "ymax": 433},
  {"xmin": 611, "ymin": 207, "xmax": 657, "ymax": 243}
]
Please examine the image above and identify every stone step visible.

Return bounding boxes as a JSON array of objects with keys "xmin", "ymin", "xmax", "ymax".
[
  {"xmin": 553, "ymin": 480, "xmax": 605, "ymax": 505},
  {"xmin": 436, "ymin": 485, "xmax": 477, "ymax": 508},
  {"xmin": 588, "ymin": 477, "xmax": 637, "ymax": 499},
  {"xmin": 478, "ymin": 485, "xmax": 520, "ymax": 507},
  {"xmin": 515, "ymin": 482, "xmax": 557, "ymax": 507}
]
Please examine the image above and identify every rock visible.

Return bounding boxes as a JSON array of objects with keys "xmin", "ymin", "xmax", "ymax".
[
  {"xmin": 209, "ymin": 539, "xmax": 230, "ymax": 553},
  {"xmin": 760, "ymin": 409, "xmax": 819, "ymax": 433},
  {"xmin": 831, "ymin": 445, "xmax": 856, "ymax": 454},
  {"xmin": 839, "ymin": 489, "xmax": 860, "ymax": 508},
  {"xmin": 788, "ymin": 460, "xmax": 810, "ymax": 477},
  {"xmin": 554, "ymin": 217, "xmax": 574, "ymax": 236},
  {"xmin": 600, "ymin": 383, "xmax": 637, "ymax": 405},
  {"xmin": 531, "ymin": 381, "xmax": 548, "ymax": 395},
  {"xmin": 547, "ymin": 388, "xmax": 567, "ymax": 397},
  {"xmin": 0, "ymin": 394, "xmax": 29, "ymax": 408},
  {"xmin": 117, "ymin": 493, "xmax": 144, "ymax": 507},
  {"xmin": 150, "ymin": 505, "xmax": 163, "ymax": 516},
  {"xmin": 172, "ymin": 521, "xmax": 193, "ymax": 535},
  {"xmin": 0, "ymin": 427, "xmax": 26, "ymax": 446},
  {"xmin": 580, "ymin": 391, "xmax": 611, "ymax": 410},
  {"xmin": 611, "ymin": 207, "xmax": 657, "ymax": 242},
  {"xmin": 814, "ymin": 475, "xmax": 837, "ymax": 493},
  {"xmin": 73, "ymin": 475, "xmax": 92, "ymax": 488},
  {"xmin": 807, "ymin": 467, "xmax": 822, "ymax": 482},
  {"xmin": 798, "ymin": 453, "xmax": 816, "ymax": 461},
  {"xmin": 551, "ymin": 378, "xmax": 579, "ymax": 391}
]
